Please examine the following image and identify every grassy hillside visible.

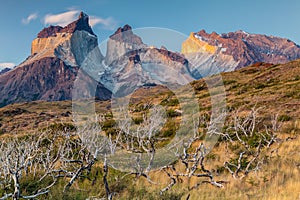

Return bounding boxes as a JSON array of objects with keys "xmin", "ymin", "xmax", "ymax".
[{"xmin": 0, "ymin": 60, "xmax": 299, "ymax": 199}]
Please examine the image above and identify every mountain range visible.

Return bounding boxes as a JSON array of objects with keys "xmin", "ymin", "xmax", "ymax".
[
  {"xmin": 1, "ymin": 12, "xmax": 300, "ymax": 107},
  {"xmin": 182, "ymin": 30, "xmax": 300, "ymax": 78}
]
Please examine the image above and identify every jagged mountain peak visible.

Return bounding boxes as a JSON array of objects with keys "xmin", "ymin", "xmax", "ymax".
[
  {"xmin": 105, "ymin": 24, "xmax": 146, "ymax": 64},
  {"xmin": 109, "ymin": 24, "xmax": 143, "ymax": 45},
  {"xmin": 26, "ymin": 11, "xmax": 100, "ymax": 67},
  {"xmin": 113, "ymin": 24, "xmax": 132, "ymax": 34},
  {"xmin": 235, "ymin": 29, "xmax": 250, "ymax": 34},
  {"xmin": 37, "ymin": 12, "xmax": 95, "ymax": 38},
  {"xmin": 63, "ymin": 11, "xmax": 95, "ymax": 36},
  {"xmin": 78, "ymin": 11, "xmax": 88, "ymax": 19}
]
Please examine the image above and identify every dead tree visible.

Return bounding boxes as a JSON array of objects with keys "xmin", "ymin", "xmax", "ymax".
[
  {"xmin": 53, "ymin": 125, "xmax": 105, "ymax": 187},
  {"xmin": 44, "ymin": 122, "xmax": 115, "ymax": 200},
  {"xmin": 160, "ymin": 140, "xmax": 226, "ymax": 194},
  {"xmin": 0, "ymin": 134, "xmax": 58, "ymax": 200},
  {"xmin": 223, "ymin": 107, "xmax": 280, "ymax": 179},
  {"xmin": 118, "ymin": 105, "xmax": 166, "ymax": 183},
  {"xmin": 160, "ymin": 113, "xmax": 226, "ymax": 194}
]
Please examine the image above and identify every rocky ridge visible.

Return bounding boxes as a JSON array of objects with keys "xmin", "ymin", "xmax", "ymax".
[
  {"xmin": 100, "ymin": 25, "xmax": 193, "ymax": 95},
  {"xmin": 182, "ymin": 30, "xmax": 300, "ymax": 77},
  {"xmin": 28, "ymin": 12, "xmax": 100, "ymax": 67},
  {"xmin": 0, "ymin": 12, "xmax": 110, "ymax": 107},
  {"xmin": 0, "ymin": 57, "xmax": 111, "ymax": 107},
  {"xmin": 0, "ymin": 68, "xmax": 11, "ymax": 75}
]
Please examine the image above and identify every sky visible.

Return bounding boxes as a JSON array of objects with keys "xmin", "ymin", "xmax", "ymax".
[{"xmin": 1, "ymin": 0, "xmax": 300, "ymax": 68}]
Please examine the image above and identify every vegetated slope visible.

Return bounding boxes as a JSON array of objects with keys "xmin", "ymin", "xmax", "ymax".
[
  {"xmin": 0, "ymin": 57, "xmax": 111, "ymax": 108},
  {"xmin": 0, "ymin": 59, "xmax": 299, "ymax": 200},
  {"xmin": 0, "ymin": 59, "xmax": 299, "ymax": 139}
]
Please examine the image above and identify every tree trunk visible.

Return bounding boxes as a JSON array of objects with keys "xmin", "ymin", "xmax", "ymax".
[
  {"xmin": 103, "ymin": 155, "xmax": 112, "ymax": 200},
  {"xmin": 12, "ymin": 173, "xmax": 20, "ymax": 200}
]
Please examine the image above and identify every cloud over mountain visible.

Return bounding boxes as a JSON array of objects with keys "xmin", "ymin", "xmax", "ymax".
[
  {"xmin": 89, "ymin": 16, "xmax": 117, "ymax": 30},
  {"xmin": 43, "ymin": 10, "xmax": 117, "ymax": 29},
  {"xmin": 44, "ymin": 10, "xmax": 79, "ymax": 27},
  {"xmin": 0, "ymin": 62, "xmax": 15, "ymax": 70}
]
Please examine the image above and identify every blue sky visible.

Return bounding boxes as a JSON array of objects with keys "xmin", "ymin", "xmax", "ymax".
[{"xmin": 1, "ymin": 0, "xmax": 300, "ymax": 68}]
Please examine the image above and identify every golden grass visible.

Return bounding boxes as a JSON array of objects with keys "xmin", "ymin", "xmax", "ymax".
[
  {"xmin": 114, "ymin": 133, "xmax": 300, "ymax": 199},
  {"xmin": 0, "ymin": 61, "xmax": 299, "ymax": 199}
]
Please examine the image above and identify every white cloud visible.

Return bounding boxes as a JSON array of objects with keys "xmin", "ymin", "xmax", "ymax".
[
  {"xmin": 22, "ymin": 13, "xmax": 38, "ymax": 25},
  {"xmin": 44, "ymin": 10, "xmax": 80, "ymax": 27},
  {"xmin": 43, "ymin": 10, "xmax": 117, "ymax": 30},
  {"xmin": 90, "ymin": 16, "xmax": 117, "ymax": 30},
  {"xmin": 0, "ymin": 62, "xmax": 15, "ymax": 70}
]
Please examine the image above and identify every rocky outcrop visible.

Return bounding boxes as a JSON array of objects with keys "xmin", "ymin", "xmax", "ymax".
[
  {"xmin": 110, "ymin": 24, "xmax": 143, "ymax": 44},
  {"xmin": 27, "ymin": 12, "xmax": 100, "ymax": 67},
  {"xmin": 101, "ymin": 46, "xmax": 193, "ymax": 96},
  {"xmin": 182, "ymin": 30, "xmax": 300, "ymax": 77},
  {"xmin": 0, "ymin": 68, "xmax": 11, "ymax": 75},
  {"xmin": 100, "ymin": 25, "xmax": 194, "ymax": 95},
  {"xmin": 37, "ymin": 26, "xmax": 63, "ymax": 38},
  {"xmin": 105, "ymin": 24, "xmax": 147, "ymax": 65},
  {"xmin": 0, "ymin": 12, "xmax": 110, "ymax": 107},
  {"xmin": 0, "ymin": 57, "xmax": 111, "ymax": 107}
]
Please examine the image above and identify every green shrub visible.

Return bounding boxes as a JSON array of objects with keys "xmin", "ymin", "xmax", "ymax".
[
  {"xmin": 240, "ymin": 68, "xmax": 259, "ymax": 74},
  {"xmin": 47, "ymin": 123, "xmax": 76, "ymax": 132},
  {"xmin": 228, "ymin": 156, "xmax": 249, "ymax": 170},
  {"xmin": 229, "ymin": 83, "xmax": 242, "ymax": 90},
  {"xmin": 278, "ymin": 114, "xmax": 291, "ymax": 122},
  {"xmin": 132, "ymin": 117, "xmax": 143, "ymax": 124},
  {"xmin": 201, "ymin": 92, "xmax": 211, "ymax": 99},
  {"xmin": 254, "ymin": 83, "xmax": 266, "ymax": 89},
  {"xmin": 228, "ymin": 143, "xmax": 241, "ymax": 152},
  {"xmin": 127, "ymin": 185, "xmax": 183, "ymax": 200},
  {"xmin": 105, "ymin": 127, "xmax": 118, "ymax": 135},
  {"xmin": 102, "ymin": 119, "xmax": 116, "ymax": 130},
  {"xmin": 247, "ymin": 177, "xmax": 259, "ymax": 187},
  {"xmin": 160, "ymin": 98, "xmax": 179, "ymax": 106},
  {"xmin": 160, "ymin": 121, "xmax": 177, "ymax": 137},
  {"xmin": 206, "ymin": 153, "xmax": 217, "ymax": 160},
  {"xmin": 81, "ymin": 116, "xmax": 88, "ymax": 121},
  {"xmin": 246, "ymin": 134, "xmax": 262, "ymax": 148},
  {"xmin": 284, "ymin": 90, "xmax": 300, "ymax": 99},
  {"xmin": 237, "ymin": 86, "xmax": 248, "ymax": 95},
  {"xmin": 224, "ymin": 80, "xmax": 237, "ymax": 85},
  {"xmin": 166, "ymin": 109, "xmax": 180, "ymax": 118},
  {"xmin": 294, "ymin": 75, "xmax": 300, "ymax": 81},
  {"xmin": 105, "ymin": 112, "xmax": 113, "ymax": 118},
  {"xmin": 193, "ymin": 82, "xmax": 207, "ymax": 91}
]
